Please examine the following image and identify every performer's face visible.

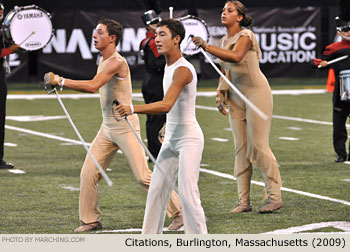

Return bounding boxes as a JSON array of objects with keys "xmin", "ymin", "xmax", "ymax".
[
  {"xmin": 339, "ymin": 30, "xmax": 350, "ymax": 40},
  {"xmin": 221, "ymin": 2, "xmax": 243, "ymax": 26},
  {"xmin": 93, "ymin": 24, "xmax": 116, "ymax": 50},
  {"xmin": 155, "ymin": 25, "xmax": 180, "ymax": 55},
  {"xmin": 147, "ymin": 23, "xmax": 157, "ymax": 32},
  {"xmin": 0, "ymin": 10, "xmax": 3, "ymax": 21}
]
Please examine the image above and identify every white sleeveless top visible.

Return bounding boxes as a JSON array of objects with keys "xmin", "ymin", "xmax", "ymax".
[
  {"xmin": 163, "ymin": 57, "xmax": 202, "ymax": 141},
  {"xmin": 163, "ymin": 57, "xmax": 197, "ymax": 124}
]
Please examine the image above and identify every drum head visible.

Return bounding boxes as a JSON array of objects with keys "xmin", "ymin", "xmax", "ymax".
[
  {"xmin": 179, "ymin": 16, "xmax": 209, "ymax": 56},
  {"xmin": 9, "ymin": 7, "xmax": 52, "ymax": 51}
]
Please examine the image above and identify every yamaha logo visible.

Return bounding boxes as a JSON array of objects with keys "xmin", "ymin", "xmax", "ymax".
[
  {"xmin": 17, "ymin": 12, "xmax": 44, "ymax": 20},
  {"xmin": 25, "ymin": 41, "xmax": 42, "ymax": 48}
]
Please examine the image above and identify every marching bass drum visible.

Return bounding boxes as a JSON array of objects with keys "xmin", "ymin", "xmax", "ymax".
[
  {"xmin": 2, "ymin": 5, "xmax": 53, "ymax": 51},
  {"xmin": 339, "ymin": 69, "xmax": 350, "ymax": 101},
  {"xmin": 178, "ymin": 15, "xmax": 209, "ymax": 56}
]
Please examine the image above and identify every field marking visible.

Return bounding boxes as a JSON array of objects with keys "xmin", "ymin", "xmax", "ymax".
[
  {"xmin": 97, "ymin": 226, "xmax": 184, "ymax": 234},
  {"xmin": 199, "ymin": 168, "xmax": 350, "ymax": 206},
  {"xmin": 6, "ymin": 115, "xmax": 67, "ymax": 122},
  {"xmin": 4, "ymin": 142, "xmax": 17, "ymax": 147},
  {"xmin": 287, "ymin": 127, "xmax": 302, "ymax": 131},
  {"xmin": 5, "ymin": 124, "xmax": 350, "ymax": 206},
  {"xmin": 97, "ymin": 221, "xmax": 350, "ymax": 234},
  {"xmin": 7, "ymin": 89, "xmax": 327, "ymax": 100},
  {"xmin": 279, "ymin": 137, "xmax": 299, "ymax": 141},
  {"xmin": 62, "ymin": 186, "xmax": 80, "ymax": 191},
  {"xmin": 211, "ymin": 137, "xmax": 229, "ymax": 142},
  {"xmin": 5, "ymin": 122, "xmax": 350, "ymax": 234},
  {"xmin": 5, "ymin": 125, "xmax": 90, "ymax": 146},
  {"xmin": 8, "ymin": 169, "xmax": 26, "ymax": 174},
  {"xmin": 263, "ymin": 221, "xmax": 350, "ymax": 234},
  {"xmin": 195, "ymin": 105, "xmax": 350, "ymax": 128}
]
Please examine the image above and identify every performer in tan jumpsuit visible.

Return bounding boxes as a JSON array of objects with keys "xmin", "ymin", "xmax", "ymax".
[
  {"xmin": 193, "ymin": 1, "xmax": 282, "ymax": 213},
  {"xmin": 44, "ymin": 18, "xmax": 182, "ymax": 232}
]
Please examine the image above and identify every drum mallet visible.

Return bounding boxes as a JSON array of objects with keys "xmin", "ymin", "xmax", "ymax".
[
  {"xmin": 44, "ymin": 84, "xmax": 113, "ymax": 186},
  {"xmin": 19, "ymin": 31, "xmax": 36, "ymax": 45},
  {"xmin": 169, "ymin": 7, "xmax": 174, "ymax": 18},
  {"xmin": 190, "ymin": 35, "xmax": 268, "ymax": 121},
  {"xmin": 318, "ymin": 55, "xmax": 349, "ymax": 68}
]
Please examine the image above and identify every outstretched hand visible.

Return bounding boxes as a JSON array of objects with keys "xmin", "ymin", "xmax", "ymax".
[
  {"xmin": 192, "ymin": 36, "xmax": 208, "ymax": 50},
  {"xmin": 44, "ymin": 72, "xmax": 63, "ymax": 86}
]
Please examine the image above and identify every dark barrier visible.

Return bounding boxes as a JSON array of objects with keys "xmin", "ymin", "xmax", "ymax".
[{"xmin": 5, "ymin": 7, "xmax": 325, "ymax": 82}]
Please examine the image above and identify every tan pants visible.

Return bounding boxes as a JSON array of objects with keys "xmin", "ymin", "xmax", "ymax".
[
  {"xmin": 227, "ymin": 90, "xmax": 282, "ymax": 204},
  {"xmin": 79, "ymin": 121, "xmax": 181, "ymax": 224}
]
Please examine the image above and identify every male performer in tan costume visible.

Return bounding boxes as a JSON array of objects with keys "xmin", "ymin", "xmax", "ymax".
[{"xmin": 44, "ymin": 18, "xmax": 182, "ymax": 232}]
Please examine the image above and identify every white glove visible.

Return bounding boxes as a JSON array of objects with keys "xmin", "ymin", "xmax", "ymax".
[
  {"xmin": 44, "ymin": 72, "xmax": 63, "ymax": 86},
  {"xmin": 192, "ymin": 36, "xmax": 208, "ymax": 50}
]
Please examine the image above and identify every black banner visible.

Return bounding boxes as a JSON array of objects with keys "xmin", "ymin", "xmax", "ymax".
[
  {"xmin": 198, "ymin": 7, "xmax": 322, "ymax": 78},
  {"xmin": 6, "ymin": 7, "xmax": 324, "ymax": 82}
]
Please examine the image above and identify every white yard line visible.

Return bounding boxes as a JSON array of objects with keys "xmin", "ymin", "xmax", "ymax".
[
  {"xmin": 211, "ymin": 138, "xmax": 229, "ymax": 142},
  {"xmin": 97, "ymin": 226, "xmax": 184, "ymax": 234},
  {"xmin": 7, "ymin": 89, "xmax": 326, "ymax": 100},
  {"xmin": 62, "ymin": 186, "xmax": 80, "ymax": 191},
  {"xmin": 5, "ymin": 123, "xmax": 350, "ymax": 206},
  {"xmin": 279, "ymin": 137, "xmax": 299, "ymax": 141},
  {"xmin": 5, "ymin": 121, "xmax": 350, "ymax": 234},
  {"xmin": 263, "ymin": 221, "xmax": 350, "ymax": 234},
  {"xmin": 6, "ymin": 115, "xmax": 67, "ymax": 122},
  {"xmin": 8, "ymin": 169, "xmax": 26, "ymax": 174},
  {"xmin": 5, "ymin": 125, "xmax": 89, "ymax": 146},
  {"xmin": 195, "ymin": 105, "xmax": 350, "ymax": 128},
  {"xmin": 199, "ymin": 168, "xmax": 350, "ymax": 206}
]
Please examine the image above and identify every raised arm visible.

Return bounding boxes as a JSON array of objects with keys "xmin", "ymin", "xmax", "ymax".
[
  {"xmin": 193, "ymin": 35, "xmax": 252, "ymax": 63},
  {"xmin": 44, "ymin": 57, "xmax": 125, "ymax": 93}
]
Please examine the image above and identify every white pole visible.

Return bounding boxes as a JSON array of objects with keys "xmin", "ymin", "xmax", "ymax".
[
  {"xmin": 199, "ymin": 47, "xmax": 268, "ymax": 121},
  {"xmin": 318, "ymin": 55, "xmax": 349, "ymax": 68},
  {"xmin": 54, "ymin": 89, "xmax": 113, "ymax": 186},
  {"xmin": 112, "ymin": 100, "xmax": 179, "ymax": 195},
  {"xmin": 169, "ymin": 7, "xmax": 173, "ymax": 18}
]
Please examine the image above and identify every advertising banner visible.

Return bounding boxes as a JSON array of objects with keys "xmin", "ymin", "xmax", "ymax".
[{"xmin": 6, "ymin": 7, "xmax": 323, "ymax": 81}]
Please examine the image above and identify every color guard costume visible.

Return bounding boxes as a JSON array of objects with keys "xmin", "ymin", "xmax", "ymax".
[
  {"xmin": 218, "ymin": 29, "xmax": 282, "ymax": 208},
  {"xmin": 79, "ymin": 51, "xmax": 181, "ymax": 224},
  {"xmin": 142, "ymin": 57, "xmax": 207, "ymax": 234}
]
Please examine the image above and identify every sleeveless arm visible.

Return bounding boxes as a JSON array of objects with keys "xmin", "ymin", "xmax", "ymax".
[
  {"xmin": 115, "ymin": 66, "xmax": 193, "ymax": 116},
  {"xmin": 62, "ymin": 58, "xmax": 124, "ymax": 93}
]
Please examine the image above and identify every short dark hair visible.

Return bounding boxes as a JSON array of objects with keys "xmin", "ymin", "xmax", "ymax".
[
  {"xmin": 97, "ymin": 18, "xmax": 123, "ymax": 46},
  {"xmin": 157, "ymin": 18, "xmax": 186, "ymax": 46}
]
